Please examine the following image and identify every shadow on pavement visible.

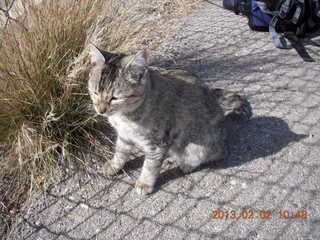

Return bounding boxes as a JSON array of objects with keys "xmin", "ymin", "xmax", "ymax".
[{"xmin": 156, "ymin": 116, "xmax": 307, "ymax": 191}]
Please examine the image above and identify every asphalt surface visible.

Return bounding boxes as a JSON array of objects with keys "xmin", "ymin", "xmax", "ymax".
[{"xmin": 6, "ymin": 1, "xmax": 320, "ymax": 240}]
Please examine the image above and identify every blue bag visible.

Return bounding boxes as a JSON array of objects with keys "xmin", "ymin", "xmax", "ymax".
[
  {"xmin": 248, "ymin": 0, "xmax": 273, "ymax": 31},
  {"xmin": 222, "ymin": 0, "xmax": 272, "ymax": 31}
]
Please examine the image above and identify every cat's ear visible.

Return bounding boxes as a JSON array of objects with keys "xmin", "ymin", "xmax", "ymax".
[
  {"xmin": 89, "ymin": 44, "xmax": 105, "ymax": 65},
  {"xmin": 89, "ymin": 44, "xmax": 124, "ymax": 65},
  {"xmin": 132, "ymin": 50, "xmax": 149, "ymax": 68}
]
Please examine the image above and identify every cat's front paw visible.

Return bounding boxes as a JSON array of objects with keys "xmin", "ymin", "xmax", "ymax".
[
  {"xmin": 135, "ymin": 180, "xmax": 154, "ymax": 195},
  {"xmin": 103, "ymin": 162, "xmax": 121, "ymax": 176}
]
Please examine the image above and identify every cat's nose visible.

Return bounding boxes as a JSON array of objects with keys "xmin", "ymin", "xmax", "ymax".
[{"xmin": 96, "ymin": 104, "xmax": 107, "ymax": 114}]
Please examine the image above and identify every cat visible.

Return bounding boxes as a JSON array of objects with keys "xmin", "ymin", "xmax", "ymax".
[{"xmin": 88, "ymin": 45, "xmax": 252, "ymax": 195}]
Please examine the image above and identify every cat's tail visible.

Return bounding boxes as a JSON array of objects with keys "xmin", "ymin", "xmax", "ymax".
[{"xmin": 212, "ymin": 88, "xmax": 252, "ymax": 123}]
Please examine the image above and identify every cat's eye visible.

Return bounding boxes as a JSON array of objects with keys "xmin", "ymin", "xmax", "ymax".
[
  {"xmin": 110, "ymin": 97, "xmax": 118, "ymax": 101},
  {"xmin": 110, "ymin": 96, "xmax": 121, "ymax": 103},
  {"xmin": 110, "ymin": 96, "xmax": 125, "ymax": 104}
]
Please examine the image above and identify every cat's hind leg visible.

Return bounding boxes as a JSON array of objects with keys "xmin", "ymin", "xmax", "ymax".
[
  {"xmin": 179, "ymin": 129, "xmax": 225, "ymax": 174},
  {"xmin": 179, "ymin": 143, "xmax": 210, "ymax": 174}
]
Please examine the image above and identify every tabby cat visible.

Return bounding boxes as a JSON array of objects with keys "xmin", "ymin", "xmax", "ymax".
[{"xmin": 88, "ymin": 45, "xmax": 251, "ymax": 195}]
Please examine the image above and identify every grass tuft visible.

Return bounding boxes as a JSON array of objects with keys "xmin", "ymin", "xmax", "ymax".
[
  {"xmin": 0, "ymin": 0, "xmax": 200, "ymax": 236},
  {"xmin": 0, "ymin": 0, "xmax": 127, "ymax": 228},
  {"xmin": 0, "ymin": 0, "xmax": 115, "ymax": 176}
]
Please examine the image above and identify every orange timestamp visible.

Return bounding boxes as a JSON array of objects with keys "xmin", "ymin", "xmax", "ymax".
[{"xmin": 212, "ymin": 209, "xmax": 308, "ymax": 220}]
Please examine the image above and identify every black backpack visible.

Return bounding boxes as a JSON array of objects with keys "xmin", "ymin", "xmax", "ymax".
[{"xmin": 223, "ymin": 0, "xmax": 320, "ymax": 61}]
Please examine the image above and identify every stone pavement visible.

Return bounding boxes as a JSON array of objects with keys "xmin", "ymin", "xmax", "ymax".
[{"xmin": 6, "ymin": 1, "xmax": 320, "ymax": 240}]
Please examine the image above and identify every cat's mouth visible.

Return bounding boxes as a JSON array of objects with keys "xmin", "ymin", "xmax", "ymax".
[{"xmin": 95, "ymin": 107, "xmax": 116, "ymax": 117}]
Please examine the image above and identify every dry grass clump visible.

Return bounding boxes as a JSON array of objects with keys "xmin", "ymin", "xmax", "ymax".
[
  {"xmin": 0, "ymin": 0, "xmax": 200, "ymax": 236},
  {"xmin": 0, "ymin": 0, "xmax": 116, "ymax": 221}
]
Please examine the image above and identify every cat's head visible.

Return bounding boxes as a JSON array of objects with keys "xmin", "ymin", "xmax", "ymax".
[{"xmin": 88, "ymin": 45, "xmax": 149, "ymax": 116}]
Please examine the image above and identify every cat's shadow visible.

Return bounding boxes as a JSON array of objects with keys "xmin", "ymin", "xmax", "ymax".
[{"xmin": 124, "ymin": 116, "xmax": 306, "ymax": 193}]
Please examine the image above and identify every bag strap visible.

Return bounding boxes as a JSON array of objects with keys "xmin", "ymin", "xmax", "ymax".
[
  {"xmin": 279, "ymin": 0, "xmax": 294, "ymax": 19},
  {"xmin": 285, "ymin": 32, "xmax": 316, "ymax": 62},
  {"xmin": 269, "ymin": 16, "xmax": 292, "ymax": 49},
  {"xmin": 255, "ymin": 1, "xmax": 279, "ymax": 15},
  {"xmin": 269, "ymin": 16, "xmax": 317, "ymax": 62},
  {"xmin": 261, "ymin": 0, "xmax": 320, "ymax": 61}
]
